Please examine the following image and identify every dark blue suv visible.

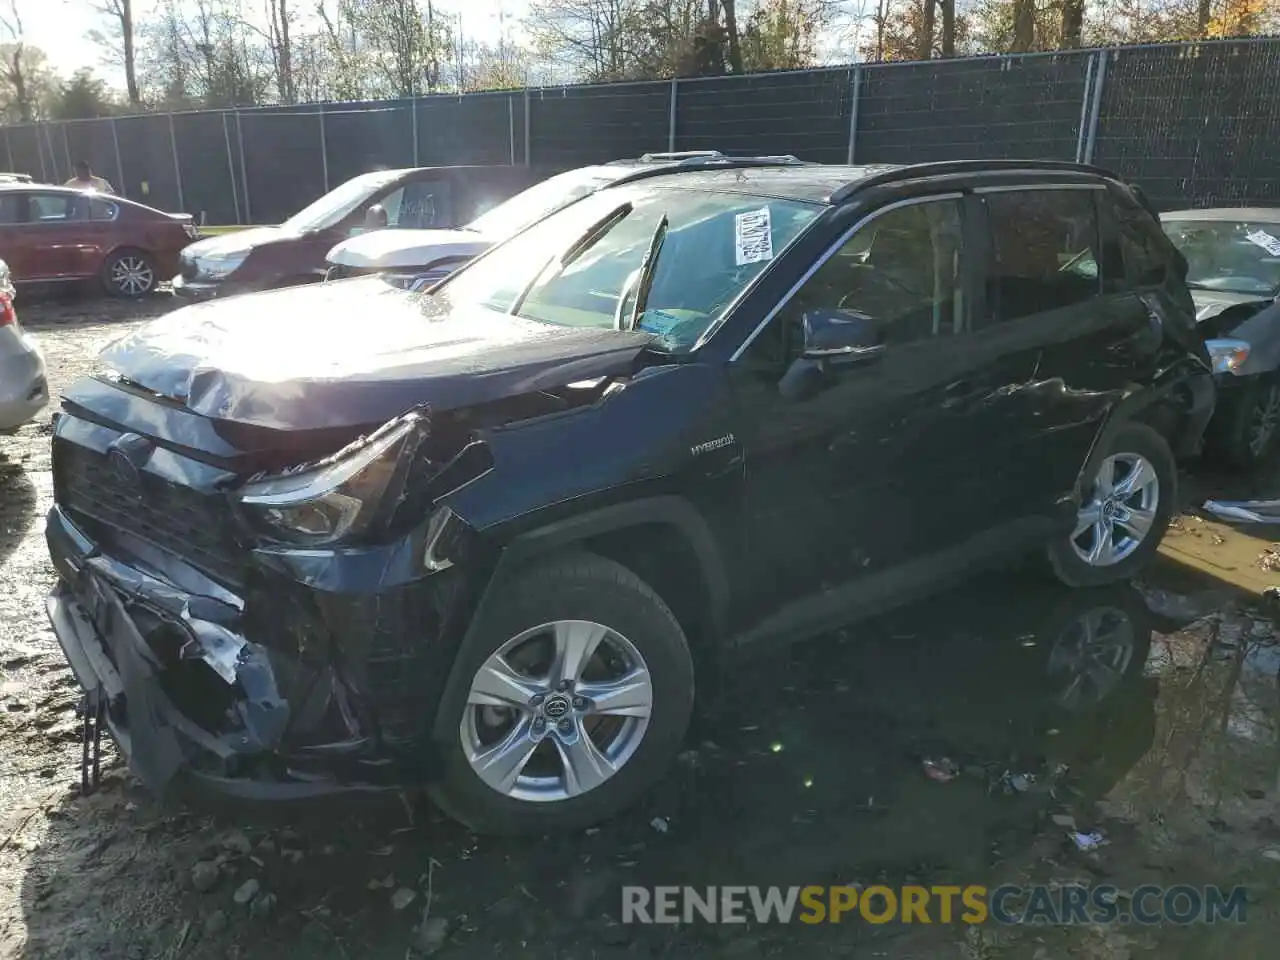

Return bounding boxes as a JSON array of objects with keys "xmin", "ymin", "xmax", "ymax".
[{"xmin": 45, "ymin": 158, "xmax": 1212, "ymax": 833}]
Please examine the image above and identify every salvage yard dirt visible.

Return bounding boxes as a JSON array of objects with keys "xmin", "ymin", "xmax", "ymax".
[{"xmin": 2, "ymin": 292, "xmax": 1280, "ymax": 959}]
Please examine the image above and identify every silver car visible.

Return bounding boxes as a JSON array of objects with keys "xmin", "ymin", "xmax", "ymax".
[{"xmin": 0, "ymin": 257, "xmax": 48, "ymax": 431}]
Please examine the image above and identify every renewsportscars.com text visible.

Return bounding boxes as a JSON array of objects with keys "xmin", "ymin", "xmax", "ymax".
[{"xmin": 622, "ymin": 884, "xmax": 1248, "ymax": 926}]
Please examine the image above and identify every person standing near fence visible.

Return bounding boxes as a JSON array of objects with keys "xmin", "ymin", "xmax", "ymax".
[{"xmin": 64, "ymin": 160, "xmax": 114, "ymax": 194}]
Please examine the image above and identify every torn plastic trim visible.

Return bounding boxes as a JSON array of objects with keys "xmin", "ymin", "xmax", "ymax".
[{"xmin": 1203, "ymin": 498, "xmax": 1280, "ymax": 524}]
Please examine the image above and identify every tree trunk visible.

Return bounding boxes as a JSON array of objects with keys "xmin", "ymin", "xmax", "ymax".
[
  {"xmin": 1061, "ymin": 0, "xmax": 1084, "ymax": 49},
  {"xmin": 1012, "ymin": 0, "xmax": 1035, "ymax": 52},
  {"xmin": 940, "ymin": 0, "xmax": 955, "ymax": 57},
  {"xmin": 721, "ymin": 0, "xmax": 743, "ymax": 74},
  {"xmin": 121, "ymin": 0, "xmax": 139, "ymax": 105},
  {"xmin": 278, "ymin": 0, "xmax": 293, "ymax": 103},
  {"xmin": 919, "ymin": 0, "xmax": 935, "ymax": 60},
  {"xmin": 1197, "ymin": 0, "xmax": 1212, "ymax": 36}
]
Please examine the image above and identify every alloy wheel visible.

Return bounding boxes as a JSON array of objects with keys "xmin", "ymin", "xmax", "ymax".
[
  {"xmin": 111, "ymin": 256, "xmax": 154, "ymax": 295},
  {"xmin": 1248, "ymin": 382, "xmax": 1280, "ymax": 457},
  {"xmin": 460, "ymin": 620, "xmax": 653, "ymax": 802},
  {"xmin": 1070, "ymin": 452, "xmax": 1160, "ymax": 568},
  {"xmin": 1046, "ymin": 605, "xmax": 1135, "ymax": 710}
]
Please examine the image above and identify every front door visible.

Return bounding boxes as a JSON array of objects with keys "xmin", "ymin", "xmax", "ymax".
[{"xmin": 730, "ymin": 193, "xmax": 1016, "ymax": 624}]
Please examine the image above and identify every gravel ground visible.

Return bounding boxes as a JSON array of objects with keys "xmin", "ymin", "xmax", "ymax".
[{"xmin": 1, "ymin": 291, "xmax": 1279, "ymax": 959}]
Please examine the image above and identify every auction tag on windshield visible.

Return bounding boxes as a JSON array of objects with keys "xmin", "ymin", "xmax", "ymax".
[
  {"xmin": 1246, "ymin": 229, "xmax": 1280, "ymax": 257},
  {"xmin": 735, "ymin": 207, "xmax": 774, "ymax": 266},
  {"xmin": 638, "ymin": 309, "xmax": 683, "ymax": 336}
]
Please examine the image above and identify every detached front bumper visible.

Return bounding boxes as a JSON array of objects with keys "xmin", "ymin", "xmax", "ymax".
[{"xmin": 43, "ymin": 504, "xmax": 449, "ymax": 799}]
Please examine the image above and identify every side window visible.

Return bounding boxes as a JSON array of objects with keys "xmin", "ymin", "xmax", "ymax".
[
  {"xmin": 761, "ymin": 199, "xmax": 966, "ymax": 361},
  {"xmin": 984, "ymin": 189, "xmax": 1102, "ymax": 323},
  {"xmin": 0, "ymin": 194, "xmax": 23, "ymax": 224},
  {"xmin": 89, "ymin": 198, "xmax": 119, "ymax": 222},
  {"xmin": 384, "ymin": 180, "xmax": 453, "ymax": 229},
  {"xmin": 1111, "ymin": 195, "xmax": 1174, "ymax": 288},
  {"xmin": 28, "ymin": 193, "xmax": 82, "ymax": 223}
]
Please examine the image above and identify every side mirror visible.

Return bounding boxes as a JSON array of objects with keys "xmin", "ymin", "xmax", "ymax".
[
  {"xmin": 363, "ymin": 204, "xmax": 388, "ymax": 231},
  {"xmin": 780, "ymin": 309, "xmax": 885, "ymax": 401},
  {"xmin": 802, "ymin": 308, "xmax": 885, "ymax": 361}
]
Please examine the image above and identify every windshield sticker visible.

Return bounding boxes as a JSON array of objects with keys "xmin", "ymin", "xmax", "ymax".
[
  {"xmin": 1245, "ymin": 229, "xmax": 1280, "ymax": 257},
  {"xmin": 735, "ymin": 207, "xmax": 774, "ymax": 266},
  {"xmin": 638, "ymin": 309, "xmax": 684, "ymax": 336}
]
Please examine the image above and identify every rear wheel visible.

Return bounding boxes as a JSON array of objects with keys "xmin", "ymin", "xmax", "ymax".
[
  {"xmin": 103, "ymin": 249, "xmax": 156, "ymax": 298},
  {"xmin": 1048, "ymin": 422, "xmax": 1175, "ymax": 587},
  {"xmin": 430, "ymin": 552, "xmax": 695, "ymax": 835}
]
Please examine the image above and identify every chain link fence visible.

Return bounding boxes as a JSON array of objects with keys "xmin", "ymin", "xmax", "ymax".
[{"xmin": 4, "ymin": 37, "xmax": 1280, "ymax": 224}]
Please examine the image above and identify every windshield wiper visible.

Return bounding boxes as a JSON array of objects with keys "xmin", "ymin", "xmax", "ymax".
[
  {"xmin": 625, "ymin": 214, "xmax": 669, "ymax": 331},
  {"xmin": 560, "ymin": 202, "xmax": 633, "ymax": 268},
  {"xmin": 512, "ymin": 201, "xmax": 634, "ymax": 316}
]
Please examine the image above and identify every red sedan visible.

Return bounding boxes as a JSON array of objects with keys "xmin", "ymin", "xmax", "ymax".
[{"xmin": 0, "ymin": 184, "xmax": 198, "ymax": 297}]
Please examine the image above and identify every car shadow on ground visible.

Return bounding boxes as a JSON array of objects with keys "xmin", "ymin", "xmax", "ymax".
[
  {"xmin": 15, "ymin": 571, "xmax": 1280, "ymax": 960},
  {"xmin": 16, "ymin": 288, "xmax": 182, "ymax": 334}
]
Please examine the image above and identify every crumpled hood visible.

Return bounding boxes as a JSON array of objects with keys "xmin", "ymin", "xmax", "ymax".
[
  {"xmin": 1190, "ymin": 288, "xmax": 1273, "ymax": 323},
  {"xmin": 97, "ymin": 277, "xmax": 655, "ymax": 431},
  {"xmin": 326, "ymin": 229, "xmax": 493, "ymax": 269},
  {"xmin": 183, "ymin": 226, "xmax": 297, "ymax": 259}
]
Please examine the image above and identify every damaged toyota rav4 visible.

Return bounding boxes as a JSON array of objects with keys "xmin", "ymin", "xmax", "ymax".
[{"xmin": 46, "ymin": 159, "xmax": 1214, "ymax": 834}]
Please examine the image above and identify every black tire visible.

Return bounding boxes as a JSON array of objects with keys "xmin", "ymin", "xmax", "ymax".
[
  {"xmin": 102, "ymin": 248, "xmax": 157, "ymax": 298},
  {"xmin": 1204, "ymin": 374, "xmax": 1280, "ymax": 469},
  {"xmin": 1047, "ymin": 422, "xmax": 1176, "ymax": 588},
  {"xmin": 429, "ymin": 551, "xmax": 695, "ymax": 835}
]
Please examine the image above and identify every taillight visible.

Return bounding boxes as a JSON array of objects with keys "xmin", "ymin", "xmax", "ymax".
[
  {"xmin": 183, "ymin": 223, "xmax": 200, "ymax": 240},
  {"xmin": 0, "ymin": 295, "xmax": 15, "ymax": 327}
]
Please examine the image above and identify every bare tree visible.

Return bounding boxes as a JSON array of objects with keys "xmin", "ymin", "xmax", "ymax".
[
  {"xmin": 266, "ymin": 0, "xmax": 295, "ymax": 103},
  {"xmin": 90, "ymin": 0, "xmax": 140, "ymax": 106},
  {"xmin": 0, "ymin": 0, "xmax": 32, "ymax": 121}
]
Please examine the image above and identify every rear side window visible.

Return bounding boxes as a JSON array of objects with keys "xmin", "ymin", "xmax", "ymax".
[
  {"xmin": 983, "ymin": 189, "xmax": 1102, "ymax": 322},
  {"xmin": 382, "ymin": 179, "xmax": 453, "ymax": 229},
  {"xmin": 89, "ymin": 198, "xmax": 119, "ymax": 221},
  {"xmin": 0, "ymin": 194, "xmax": 22, "ymax": 224}
]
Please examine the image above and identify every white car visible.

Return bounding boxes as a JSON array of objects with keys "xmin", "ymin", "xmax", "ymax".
[
  {"xmin": 324, "ymin": 152, "xmax": 753, "ymax": 290},
  {"xmin": 0, "ymin": 258, "xmax": 48, "ymax": 431}
]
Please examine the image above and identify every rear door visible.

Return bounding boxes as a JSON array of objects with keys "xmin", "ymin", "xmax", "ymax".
[
  {"xmin": 21, "ymin": 192, "xmax": 89, "ymax": 279},
  {"xmin": 971, "ymin": 184, "xmax": 1166, "ymax": 519}
]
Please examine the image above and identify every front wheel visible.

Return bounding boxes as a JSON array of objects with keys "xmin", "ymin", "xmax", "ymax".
[
  {"xmin": 102, "ymin": 249, "xmax": 157, "ymax": 298},
  {"xmin": 430, "ymin": 552, "xmax": 695, "ymax": 835},
  {"xmin": 1048, "ymin": 422, "xmax": 1175, "ymax": 587},
  {"xmin": 1206, "ymin": 374, "xmax": 1280, "ymax": 468}
]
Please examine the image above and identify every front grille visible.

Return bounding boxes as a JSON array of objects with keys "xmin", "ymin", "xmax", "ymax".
[{"xmin": 55, "ymin": 440, "xmax": 245, "ymax": 586}]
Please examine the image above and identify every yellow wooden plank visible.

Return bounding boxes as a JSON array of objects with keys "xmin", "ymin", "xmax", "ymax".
[{"xmin": 1158, "ymin": 513, "xmax": 1280, "ymax": 595}]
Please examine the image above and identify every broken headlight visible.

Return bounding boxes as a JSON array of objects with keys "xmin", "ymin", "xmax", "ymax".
[
  {"xmin": 1205, "ymin": 337, "xmax": 1250, "ymax": 375},
  {"xmin": 237, "ymin": 415, "xmax": 422, "ymax": 545}
]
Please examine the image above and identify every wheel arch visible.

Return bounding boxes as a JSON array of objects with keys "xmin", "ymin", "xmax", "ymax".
[{"xmin": 486, "ymin": 495, "xmax": 731, "ymax": 647}]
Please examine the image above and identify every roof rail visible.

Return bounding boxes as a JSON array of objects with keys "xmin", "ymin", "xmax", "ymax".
[
  {"xmin": 637, "ymin": 150, "xmax": 726, "ymax": 162},
  {"xmin": 828, "ymin": 159, "xmax": 1122, "ymax": 204}
]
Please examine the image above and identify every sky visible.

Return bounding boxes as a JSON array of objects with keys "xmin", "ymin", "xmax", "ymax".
[{"xmin": 11, "ymin": 0, "xmax": 525, "ymax": 86}]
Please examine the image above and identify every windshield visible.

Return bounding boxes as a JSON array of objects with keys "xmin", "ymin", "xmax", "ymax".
[
  {"xmin": 435, "ymin": 182, "xmax": 821, "ymax": 352},
  {"xmin": 465, "ymin": 167, "xmax": 618, "ymax": 237},
  {"xmin": 1162, "ymin": 218, "xmax": 1280, "ymax": 297},
  {"xmin": 282, "ymin": 170, "xmax": 404, "ymax": 233}
]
